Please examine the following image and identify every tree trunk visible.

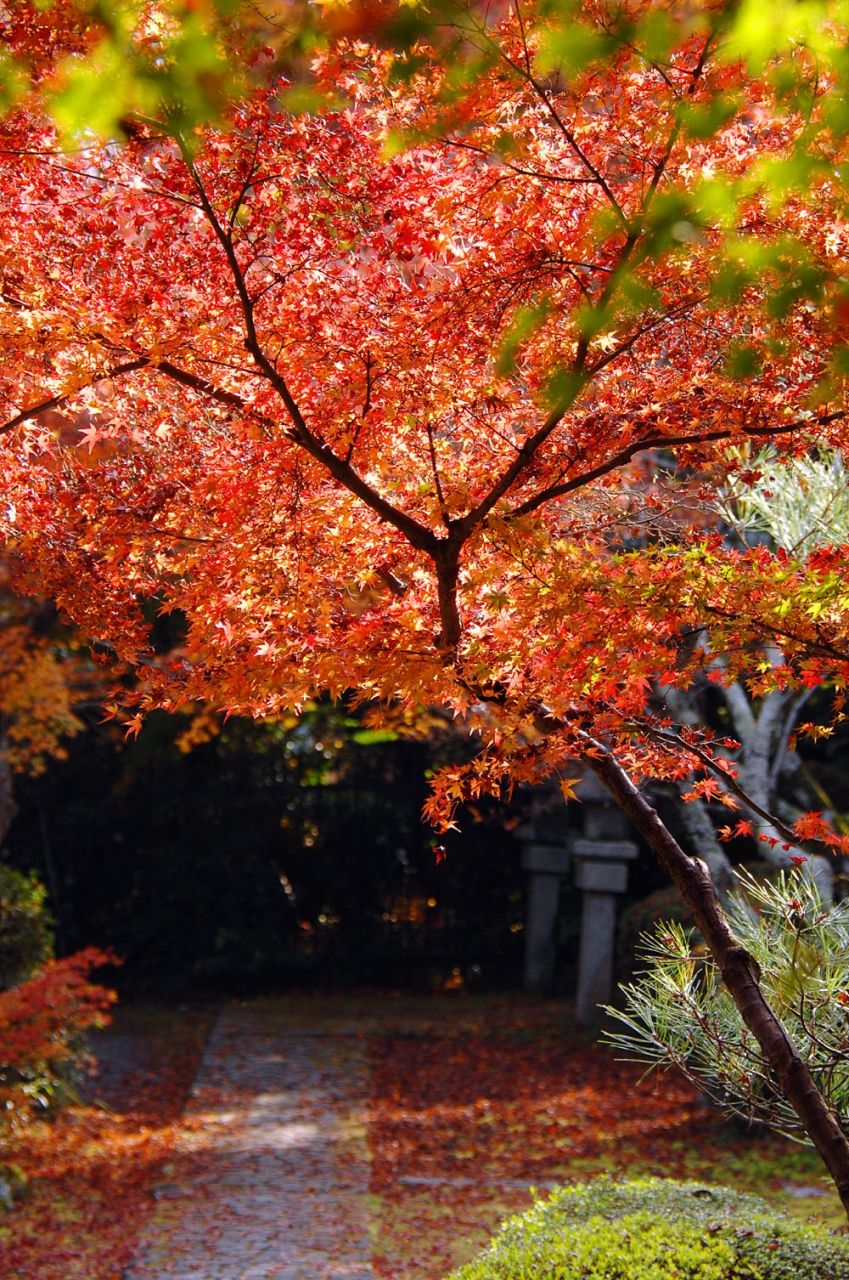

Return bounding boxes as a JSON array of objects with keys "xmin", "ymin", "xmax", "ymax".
[
  {"xmin": 722, "ymin": 668, "xmax": 834, "ymax": 904},
  {"xmin": 673, "ymin": 790, "xmax": 734, "ymax": 899},
  {"xmin": 583, "ymin": 743, "xmax": 849, "ymax": 1222}
]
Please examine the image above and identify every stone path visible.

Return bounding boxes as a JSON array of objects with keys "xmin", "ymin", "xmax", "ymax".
[{"xmin": 126, "ymin": 1007, "xmax": 377, "ymax": 1280}]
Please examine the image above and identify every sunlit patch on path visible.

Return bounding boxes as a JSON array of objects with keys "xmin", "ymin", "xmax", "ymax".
[{"xmin": 126, "ymin": 1007, "xmax": 376, "ymax": 1280}]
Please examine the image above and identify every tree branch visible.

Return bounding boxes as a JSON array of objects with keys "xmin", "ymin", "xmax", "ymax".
[
  {"xmin": 645, "ymin": 724, "xmax": 833, "ymax": 858},
  {"xmin": 0, "ymin": 360, "xmax": 151, "ymax": 435},
  {"xmin": 510, "ymin": 411, "xmax": 847, "ymax": 518},
  {"xmin": 176, "ymin": 138, "xmax": 441, "ymax": 556},
  {"xmin": 451, "ymin": 341, "xmax": 589, "ymax": 537}
]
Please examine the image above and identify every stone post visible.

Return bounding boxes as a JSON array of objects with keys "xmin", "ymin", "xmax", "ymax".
[
  {"xmin": 520, "ymin": 841, "xmax": 572, "ymax": 993},
  {"xmin": 572, "ymin": 837, "xmax": 638, "ymax": 1025},
  {"xmin": 515, "ymin": 774, "xmax": 640, "ymax": 1008}
]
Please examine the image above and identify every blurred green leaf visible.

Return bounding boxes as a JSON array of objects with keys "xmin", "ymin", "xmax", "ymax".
[
  {"xmin": 543, "ymin": 366, "xmax": 586, "ymax": 413},
  {"xmin": 535, "ymin": 20, "xmax": 619, "ymax": 77},
  {"xmin": 352, "ymin": 729, "xmax": 399, "ymax": 744},
  {"xmin": 678, "ymin": 93, "xmax": 741, "ymax": 141},
  {"xmin": 725, "ymin": 343, "xmax": 764, "ymax": 380},
  {"xmin": 495, "ymin": 298, "xmax": 553, "ymax": 377}
]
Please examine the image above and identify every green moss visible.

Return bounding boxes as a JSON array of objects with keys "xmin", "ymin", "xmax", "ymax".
[{"xmin": 449, "ymin": 1177, "xmax": 849, "ymax": 1280}]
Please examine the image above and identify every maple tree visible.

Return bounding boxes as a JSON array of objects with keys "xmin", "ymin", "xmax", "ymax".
[
  {"xmin": 0, "ymin": 863, "xmax": 117, "ymax": 1129},
  {"xmin": 6, "ymin": 0, "xmax": 849, "ymax": 1210},
  {"xmin": 0, "ymin": 946, "xmax": 117, "ymax": 1121}
]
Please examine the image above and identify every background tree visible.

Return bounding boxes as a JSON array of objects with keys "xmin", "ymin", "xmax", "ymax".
[
  {"xmin": 660, "ymin": 448, "xmax": 849, "ymax": 902},
  {"xmin": 0, "ymin": 559, "xmax": 87, "ymax": 845}
]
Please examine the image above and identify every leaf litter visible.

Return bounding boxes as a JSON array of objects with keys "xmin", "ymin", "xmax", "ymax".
[{"xmin": 0, "ymin": 996, "xmax": 841, "ymax": 1280}]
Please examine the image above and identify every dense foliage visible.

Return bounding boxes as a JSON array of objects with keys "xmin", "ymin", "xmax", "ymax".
[
  {"xmin": 450, "ymin": 1177, "xmax": 849, "ymax": 1280},
  {"xmin": 5, "ymin": 0, "xmax": 849, "ymax": 803},
  {"xmin": 0, "ymin": 948, "xmax": 117, "ymax": 1121}
]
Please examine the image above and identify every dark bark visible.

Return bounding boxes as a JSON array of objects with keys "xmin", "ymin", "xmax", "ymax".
[
  {"xmin": 583, "ymin": 742, "xmax": 849, "ymax": 1221},
  {"xmin": 433, "ymin": 544, "xmax": 462, "ymax": 652}
]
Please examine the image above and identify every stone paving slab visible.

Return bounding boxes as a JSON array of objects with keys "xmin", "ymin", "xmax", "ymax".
[{"xmin": 126, "ymin": 1007, "xmax": 377, "ymax": 1280}]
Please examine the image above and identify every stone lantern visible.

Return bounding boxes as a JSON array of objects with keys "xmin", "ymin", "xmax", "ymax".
[
  {"xmin": 515, "ymin": 783, "xmax": 576, "ymax": 994},
  {"xmin": 516, "ymin": 772, "xmax": 639, "ymax": 1023}
]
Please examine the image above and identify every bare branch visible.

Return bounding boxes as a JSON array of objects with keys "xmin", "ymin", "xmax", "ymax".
[{"xmin": 0, "ymin": 359, "xmax": 151, "ymax": 435}]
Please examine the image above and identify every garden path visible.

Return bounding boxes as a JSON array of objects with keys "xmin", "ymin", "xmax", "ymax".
[{"xmin": 125, "ymin": 1006, "xmax": 377, "ymax": 1280}]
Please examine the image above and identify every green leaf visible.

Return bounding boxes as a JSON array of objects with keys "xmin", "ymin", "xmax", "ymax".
[
  {"xmin": 637, "ymin": 9, "xmax": 678, "ymax": 63},
  {"xmin": 280, "ymin": 83, "xmax": 344, "ymax": 118},
  {"xmin": 724, "ymin": 343, "xmax": 764, "ymax": 380},
  {"xmin": 679, "ymin": 93, "xmax": 742, "ymax": 141},
  {"xmin": 495, "ymin": 298, "xmax": 553, "ymax": 377},
  {"xmin": 543, "ymin": 367, "xmax": 586, "ymax": 413},
  {"xmin": 51, "ymin": 43, "xmax": 153, "ymax": 142},
  {"xmin": 352, "ymin": 729, "xmax": 399, "ymax": 744},
  {"xmin": 535, "ymin": 20, "xmax": 618, "ymax": 77}
]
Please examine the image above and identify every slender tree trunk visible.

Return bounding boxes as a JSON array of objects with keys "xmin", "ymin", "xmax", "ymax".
[
  {"xmin": 583, "ymin": 743, "xmax": 849, "ymax": 1222},
  {"xmin": 722, "ymin": 669, "xmax": 834, "ymax": 904}
]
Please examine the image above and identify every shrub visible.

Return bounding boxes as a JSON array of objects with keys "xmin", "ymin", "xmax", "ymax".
[
  {"xmin": 0, "ymin": 947, "xmax": 118, "ymax": 1122},
  {"xmin": 0, "ymin": 867, "xmax": 119, "ymax": 1126},
  {"xmin": 0, "ymin": 864, "xmax": 54, "ymax": 990},
  {"xmin": 449, "ymin": 1177, "xmax": 849, "ymax": 1280}
]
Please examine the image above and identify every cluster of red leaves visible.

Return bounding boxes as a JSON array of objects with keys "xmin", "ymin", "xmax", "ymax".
[
  {"xmin": 0, "ymin": 1007, "xmax": 213, "ymax": 1280},
  {"xmin": 366, "ymin": 1033, "xmax": 835, "ymax": 1279},
  {"xmin": 0, "ymin": 948, "xmax": 117, "ymax": 1075}
]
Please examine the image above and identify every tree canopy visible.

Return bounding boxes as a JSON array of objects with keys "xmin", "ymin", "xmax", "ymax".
[{"xmin": 4, "ymin": 1, "xmax": 849, "ymax": 800}]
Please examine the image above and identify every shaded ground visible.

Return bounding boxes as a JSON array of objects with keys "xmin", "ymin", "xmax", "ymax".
[
  {"xmin": 0, "ymin": 1005, "xmax": 214, "ymax": 1280},
  {"xmin": 366, "ymin": 1023, "xmax": 841, "ymax": 1278},
  {"xmin": 0, "ymin": 995, "xmax": 842, "ymax": 1280}
]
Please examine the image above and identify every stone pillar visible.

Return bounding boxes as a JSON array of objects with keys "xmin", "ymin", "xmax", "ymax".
[
  {"xmin": 572, "ymin": 838, "xmax": 638, "ymax": 1025},
  {"xmin": 514, "ymin": 774, "xmax": 640, "ymax": 1007},
  {"xmin": 521, "ymin": 842, "xmax": 571, "ymax": 993}
]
